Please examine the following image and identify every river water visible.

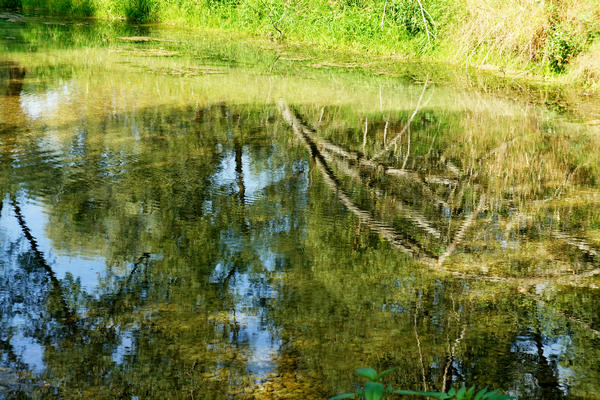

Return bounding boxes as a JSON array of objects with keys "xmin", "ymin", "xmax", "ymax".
[{"xmin": 1, "ymin": 11, "xmax": 599, "ymax": 400}]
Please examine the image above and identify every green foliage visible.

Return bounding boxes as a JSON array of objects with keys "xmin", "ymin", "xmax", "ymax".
[
  {"xmin": 124, "ymin": 0, "xmax": 159, "ymax": 23},
  {"xmin": 396, "ymin": 386, "xmax": 514, "ymax": 400},
  {"xmin": 205, "ymin": 0, "xmax": 239, "ymax": 9},
  {"xmin": 545, "ymin": 26, "xmax": 584, "ymax": 73},
  {"xmin": 0, "ymin": 0, "xmax": 22, "ymax": 8},
  {"xmin": 389, "ymin": 0, "xmax": 434, "ymax": 37},
  {"xmin": 4, "ymin": 0, "xmax": 95, "ymax": 15},
  {"xmin": 330, "ymin": 368, "xmax": 513, "ymax": 400}
]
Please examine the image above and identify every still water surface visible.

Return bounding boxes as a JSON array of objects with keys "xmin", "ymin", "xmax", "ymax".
[{"xmin": 1, "ymin": 11, "xmax": 600, "ymax": 400}]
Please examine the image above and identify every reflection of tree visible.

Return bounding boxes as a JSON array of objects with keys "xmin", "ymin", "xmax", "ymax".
[
  {"xmin": 10, "ymin": 194, "xmax": 77, "ymax": 326},
  {"xmin": 2, "ymin": 47, "xmax": 600, "ymax": 399},
  {"xmin": 276, "ymin": 101, "xmax": 600, "ymax": 398},
  {"xmin": 0, "ymin": 96, "xmax": 318, "ymax": 397}
]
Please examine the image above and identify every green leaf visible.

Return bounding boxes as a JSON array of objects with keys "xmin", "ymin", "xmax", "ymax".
[
  {"xmin": 328, "ymin": 393, "xmax": 356, "ymax": 400},
  {"xmin": 365, "ymin": 381, "xmax": 385, "ymax": 400},
  {"xmin": 483, "ymin": 389, "xmax": 500, "ymax": 399},
  {"xmin": 480, "ymin": 388, "xmax": 513, "ymax": 400},
  {"xmin": 375, "ymin": 367, "xmax": 398, "ymax": 381},
  {"xmin": 393, "ymin": 390, "xmax": 449, "ymax": 398},
  {"xmin": 356, "ymin": 368, "xmax": 378, "ymax": 381},
  {"xmin": 474, "ymin": 387, "xmax": 488, "ymax": 400},
  {"xmin": 466, "ymin": 386, "xmax": 475, "ymax": 399},
  {"xmin": 486, "ymin": 392, "xmax": 513, "ymax": 400},
  {"xmin": 457, "ymin": 386, "xmax": 467, "ymax": 399}
]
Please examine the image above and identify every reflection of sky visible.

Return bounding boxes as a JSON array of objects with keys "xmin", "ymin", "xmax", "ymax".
[
  {"xmin": 533, "ymin": 284, "xmax": 577, "ymax": 392},
  {"xmin": 19, "ymin": 81, "xmax": 72, "ymax": 120},
  {"xmin": 212, "ymin": 147, "xmax": 286, "ymax": 204},
  {"xmin": 8, "ymin": 330, "xmax": 44, "ymax": 373},
  {"xmin": 209, "ymin": 147, "xmax": 307, "ymax": 378},
  {"xmin": 0, "ymin": 195, "xmax": 109, "ymax": 375},
  {"xmin": 510, "ymin": 328, "xmax": 575, "ymax": 396},
  {"xmin": 1, "ymin": 196, "xmax": 108, "ymax": 291},
  {"xmin": 112, "ymin": 328, "xmax": 135, "ymax": 365}
]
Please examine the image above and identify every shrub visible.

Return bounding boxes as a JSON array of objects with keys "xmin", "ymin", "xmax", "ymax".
[
  {"xmin": 330, "ymin": 367, "xmax": 513, "ymax": 400},
  {"xmin": 545, "ymin": 26, "xmax": 584, "ymax": 73},
  {"xmin": 390, "ymin": 0, "xmax": 434, "ymax": 37},
  {"xmin": 124, "ymin": 0, "xmax": 159, "ymax": 23},
  {"xmin": 0, "ymin": 0, "xmax": 22, "ymax": 7}
]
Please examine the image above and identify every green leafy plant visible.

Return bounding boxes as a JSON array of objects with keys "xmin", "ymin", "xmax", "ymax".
[
  {"xmin": 0, "ymin": 0, "xmax": 22, "ymax": 7},
  {"xmin": 329, "ymin": 368, "xmax": 513, "ymax": 400},
  {"xmin": 545, "ymin": 26, "xmax": 584, "ymax": 73},
  {"xmin": 396, "ymin": 386, "xmax": 514, "ymax": 400},
  {"xmin": 124, "ymin": 0, "xmax": 159, "ymax": 23},
  {"xmin": 390, "ymin": 0, "xmax": 434, "ymax": 37}
]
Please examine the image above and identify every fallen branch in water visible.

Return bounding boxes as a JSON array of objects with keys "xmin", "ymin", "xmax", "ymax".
[
  {"xmin": 299, "ymin": 122, "xmax": 453, "ymax": 207},
  {"xmin": 551, "ymin": 230, "xmax": 600, "ymax": 261},
  {"xmin": 324, "ymin": 146, "xmax": 442, "ymax": 239}
]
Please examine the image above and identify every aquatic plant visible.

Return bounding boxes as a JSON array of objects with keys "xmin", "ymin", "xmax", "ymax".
[{"xmin": 330, "ymin": 368, "xmax": 513, "ymax": 400}]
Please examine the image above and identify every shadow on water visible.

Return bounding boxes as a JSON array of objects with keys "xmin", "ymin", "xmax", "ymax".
[{"xmin": 1, "ymin": 14, "xmax": 600, "ymax": 400}]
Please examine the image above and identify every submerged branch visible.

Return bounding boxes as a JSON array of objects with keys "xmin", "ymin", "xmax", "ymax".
[
  {"xmin": 441, "ymin": 325, "xmax": 466, "ymax": 392},
  {"xmin": 413, "ymin": 307, "xmax": 428, "ymax": 391}
]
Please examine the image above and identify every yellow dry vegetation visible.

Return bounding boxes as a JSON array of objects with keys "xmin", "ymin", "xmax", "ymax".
[
  {"xmin": 452, "ymin": 0, "xmax": 600, "ymax": 75},
  {"xmin": 569, "ymin": 41, "xmax": 600, "ymax": 90},
  {"xmin": 454, "ymin": 0, "xmax": 548, "ymax": 62}
]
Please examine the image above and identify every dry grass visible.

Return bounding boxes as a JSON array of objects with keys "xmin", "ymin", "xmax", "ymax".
[
  {"xmin": 568, "ymin": 41, "xmax": 600, "ymax": 90},
  {"xmin": 452, "ymin": 0, "xmax": 548, "ymax": 63},
  {"xmin": 450, "ymin": 0, "xmax": 600, "ymax": 79},
  {"xmin": 561, "ymin": 0, "xmax": 600, "ymax": 38}
]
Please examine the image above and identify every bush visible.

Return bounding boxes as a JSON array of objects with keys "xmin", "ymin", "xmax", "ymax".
[
  {"xmin": 545, "ymin": 26, "xmax": 584, "ymax": 73},
  {"xmin": 124, "ymin": 0, "xmax": 159, "ymax": 23},
  {"xmin": 390, "ymin": 0, "xmax": 434, "ymax": 37},
  {"xmin": 0, "ymin": 0, "xmax": 22, "ymax": 7}
]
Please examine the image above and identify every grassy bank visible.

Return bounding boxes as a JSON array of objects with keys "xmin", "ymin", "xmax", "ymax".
[{"xmin": 2, "ymin": 0, "xmax": 600, "ymax": 90}]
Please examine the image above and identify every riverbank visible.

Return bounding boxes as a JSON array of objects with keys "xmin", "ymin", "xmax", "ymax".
[{"xmin": 2, "ymin": 0, "xmax": 599, "ymax": 93}]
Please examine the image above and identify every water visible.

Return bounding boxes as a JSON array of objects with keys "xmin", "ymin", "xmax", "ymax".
[{"xmin": 1, "ymin": 11, "xmax": 600, "ymax": 400}]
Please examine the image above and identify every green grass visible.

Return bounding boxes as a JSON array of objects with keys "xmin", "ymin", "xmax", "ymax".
[{"xmin": 2, "ymin": 0, "xmax": 600, "ymax": 90}]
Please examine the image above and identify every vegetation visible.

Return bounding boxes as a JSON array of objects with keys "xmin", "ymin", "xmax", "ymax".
[
  {"xmin": 2, "ymin": 13, "xmax": 600, "ymax": 400},
  {"xmin": 330, "ymin": 368, "xmax": 513, "ymax": 399},
  {"xmin": 1, "ymin": 0, "xmax": 600, "ymax": 89}
]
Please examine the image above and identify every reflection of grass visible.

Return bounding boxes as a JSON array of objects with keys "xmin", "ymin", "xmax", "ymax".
[
  {"xmin": 5, "ymin": 0, "xmax": 600, "ymax": 92},
  {"xmin": 3, "ymin": 20, "xmax": 600, "ymax": 285}
]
